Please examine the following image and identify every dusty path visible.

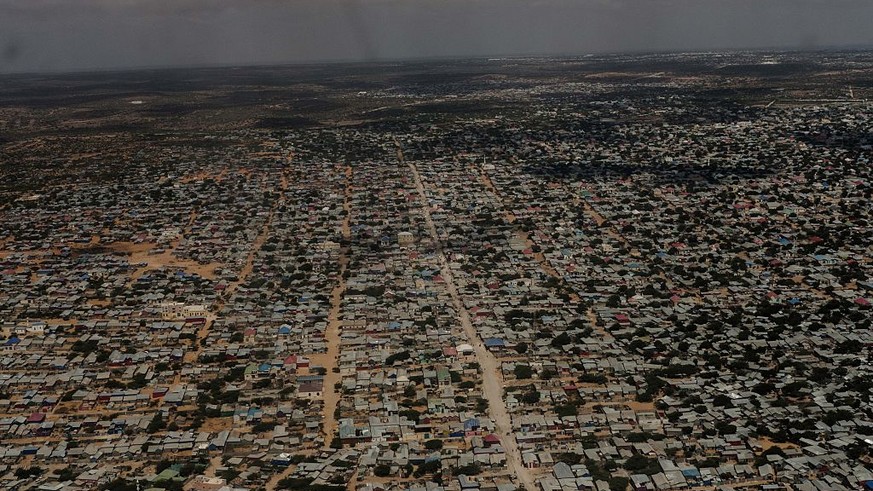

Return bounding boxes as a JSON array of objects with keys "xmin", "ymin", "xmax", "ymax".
[
  {"xmin": 183, "ymin": 312, "xmax": 216, "ymax": 364},
  {"xmin": 226, "ymin": 215, "xmax": 273, "ymax": 295},
  {"xmin": 579, "ymin": 197, "xmax": 606, "ymax": 227},
  {"xmin": 199, "ymin": 455, "xmax": 224, "ymax": 480},
  {"xmin": 226, "ymin": 170, "xmax": 289, "ymax": 295},
  {"xmin": 187, "ymin": 170, "xmax": 288, "ymax": 366},
  {"xmin": 586, "ymin": 307, "xmax": 611, "ymax": 339},
  {"xmin": 266, "ymin": 166, "xmax": 352, "ymax": 491},
  {"xmin": 480, "ymin": 168, "xmax": 577, "ymax": 302},
  {"xmin": 319, "ymin": 165, "xmax": 353, "ymax": 445},
  {"xmin": 401, "ymin": 142, "xmax": 537, "ymax": 491}
]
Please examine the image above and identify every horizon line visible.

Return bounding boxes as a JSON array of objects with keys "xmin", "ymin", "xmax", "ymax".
[{"xmin": 2, "ymin": 43, "xmax": 873, "ymax": 78}]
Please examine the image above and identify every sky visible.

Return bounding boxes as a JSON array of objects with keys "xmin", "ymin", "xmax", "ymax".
[{"xmin": 1, "ymin": 0, "xmax": 873, "ymax": 74}]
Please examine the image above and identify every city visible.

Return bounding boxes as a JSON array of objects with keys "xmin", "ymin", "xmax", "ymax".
[{"xmin": 0, "ymin": 50, "xmax": 871, "ymax": 491}]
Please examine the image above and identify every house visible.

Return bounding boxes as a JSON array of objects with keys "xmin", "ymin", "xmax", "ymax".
[
  {"xmin": 298, "ymin": 380, "xmax": 324, "ymax": 400},
  {"xmin": 483, "ymin": 338, "xmax": 505, "ymax": 351}
]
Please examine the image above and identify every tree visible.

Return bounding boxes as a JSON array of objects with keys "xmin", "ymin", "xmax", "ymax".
[
  {"xmin": 54, "ymin": 467, "xmax": 77, "ymax": 481},
  {"xmin": 551, "ymin": 332, "xmax": 571, "ymax": 348},
  {"xmin": 455, "ymin": 462, "xmax": 483, "ymax": 475},
  {"xmin": 219, "ymin": 469, "xmax": 240, "ymax": 482},
  {"xmin": 715, "ymin": 421, "xmax": 737, "ymax": 435},
  {"xmin": 754, "ymin": 446, "xmax": 785, "ymax": 467},
  {"xmin": 521, "ymin": 386, "xmax": 541, "ymax": 404},
  {"xmin": 752, "ymin": 382, "xmax": 775, "ymax": 395},
  {"xmin": 99, "ymin": 479, "xmax": 138, "ymax": 491},
  {"xmin": 414, "ymin": 460, "xmax": 441, "ymax": 477},
  {"xmin": 424, "ymin": 439, "xmax": 444, "ymax": 451},
  {"xmin": 578, "ymin": 373, "xmax": 608, "ymax": 384},
  {"xmin": 147, "ymin": 412, "xmax": 166, "ymax": 433},
  {"xmin": 712, "ymin": 394, "xmax": 733, "ymax": 407},
  {"xmin": 514, "ymin": 364, "xmax": 533, "ymax": 379},
  {"xmin": 809, "ymin": 366, "xmax": 830, "ymax": 383},
  {"xmin": 374, "ymin": 464, "xmax": 391, "ymax": 477},
  {"xmin": 252, "ymin": 421, "xmax": 276, "ymax": 433},
  {"xmin": 14, "ymin": 466, "xmax": 43, "ymax": 479},
  {"xmin": 180, "ymin": 462, "xmax": 198, "ymax": 477},
  {"xmin": 476, "ymin": 398, "xmax": 489, "ymax": 413},
  {"xmin": 626, "ymin": 432, "xmax": 653, "ymax": 443},
  {"xmin": 554, "ymin": 403, "xmax": 578, "ymax": 418},
  {"xmin": 386, "ymin": 351, "xmax": 411, "ymax": 365},
  {"xmin": 400, "ymin": 409, "xmax": 421, "ymax": 422},
  {"xmin": 555, "ymin": 452, "xmax": 584, "ymax": 465},
  {"xmin": 155, "ymin": 459, "xmax": 174, "ymax": 473},
  {"xmin": 585, "ymin": 459, "xmax": 611, "ymax": 481},
  {"xmin": 624, "ymin": 454, "xmax": 658, "ymax": 474},
  {"xmin": 609, "ymin": 477, "xmax": 629, "ymax": 491},
  {"xmin": 636, "ymin": 391, "xmax": 653, "ymax": 403}
]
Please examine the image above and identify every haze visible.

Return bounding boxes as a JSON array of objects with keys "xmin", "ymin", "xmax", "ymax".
[{"xmin": 2, "ymin": 0, "xmax": 873, "ymax": 74}]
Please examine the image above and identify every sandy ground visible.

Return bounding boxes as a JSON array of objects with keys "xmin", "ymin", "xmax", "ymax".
[
  {"xmin": 314, "ymin": 165, "xmax": 353, "ymax": 448},
  {"xmin": 107, "ymin": 241, "xmax": 220, "ymax": 283},
  {"xmin": 405, "ymin": 143, "xmax": 537, "ymax": 491},
  {"xmin": 184, "ymin": 312, "xmax": 217, "ymax": 364},
  {"xmin": 178, "ymin": 168, "xmax": 229, "ymax": 183},
  {"xmin": 579, "ymin": 400, "xmax": 657, "ymax": 412},
  {"xmin": 758, "ymin": 437, "xmax": 799, "ymax": 451},
  {"xmin": 227, "ymin": 222, "xmax": 269, "ymax": 295},
  {"xmin": 581, "ymin": 198, "xmax": 606, "ymax": 227},
  {"xmin": 587, "ymin": 307, "xmax": 611, "ymax": 340},
  {"xmin": 204, "ymin": 455, "xmax": 224, "ymax": 477},
  {"xmin": 200, "ymin": 416, "xmax": 233, "ymax": 434}
]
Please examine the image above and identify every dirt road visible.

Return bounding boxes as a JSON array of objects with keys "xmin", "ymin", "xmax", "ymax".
[
  {"xmin": 319, "ymin": 165, "xmax": 353, "ymax": 445},
  {"xmin": 400, "ymin": 142, "xmax": 537, "ymax": 491},
  {"xmin": 480, "ymin": 168, "xmax": 577, "ymax": 302}
]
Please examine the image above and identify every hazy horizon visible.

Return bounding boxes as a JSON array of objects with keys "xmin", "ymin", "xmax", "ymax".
[{"xmin": 2, "ymin": 0, "xmax": 873, "ymax": 75}]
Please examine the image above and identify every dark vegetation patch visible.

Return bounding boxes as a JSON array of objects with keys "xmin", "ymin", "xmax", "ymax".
[
  {"xmin": 521, "ymin": 159, "xmax": 773, "ymax": 187},
  {"xmin": 415, "ymin": 100, "xmax": 497, "ymax": 114},
  {"xmin": 715, "ymin": 63, "xmax": 818, "ymax": 77},
  {"xmin": 362, "ymin": 107, "xmax": 410, "ymax": 119},
  {"xmin": 794, "ymin": 125, "xmax": 873, "ymax": 151},
  {"xmin": 393, "ymin": 71, "xmax": 480, "ymax": 86},
  {"xmin": 144, "ymin": 103, "xmax": 198, "ymax": 117},
  {"xmin": 255, "ymin": 117, "xmax": 320, "ymax": 129}
]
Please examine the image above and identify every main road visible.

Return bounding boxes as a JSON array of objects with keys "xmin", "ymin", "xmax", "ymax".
[{"xmin": 397, "ymin": 140, "xmax": 537, "ymax": 491}]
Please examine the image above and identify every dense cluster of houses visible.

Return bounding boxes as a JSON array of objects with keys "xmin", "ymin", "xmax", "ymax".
[{"xmin": 0, "ymin": 51, "xmax": 870, "ymax": 491}]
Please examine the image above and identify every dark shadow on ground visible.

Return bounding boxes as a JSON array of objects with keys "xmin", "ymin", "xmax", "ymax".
[
  {"xmin": 794, "ymin": 125, "xmax": 872, "ymax": 151},
  {"xmin": 520, "ymin": 159, "xmax": 775, "ymax": 188}
]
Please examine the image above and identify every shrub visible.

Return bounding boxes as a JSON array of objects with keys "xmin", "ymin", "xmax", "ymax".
[
  {"xmin": 609, "ymin": 476, "xmax": 629, "ymax": 491},
  {"xmin": 514, "ymin": 364, "xmax": 533, "ymax": 379},
  {"xmin": 413, "ymin": 460, "xmax": 441, "ymax": 477},
  {"xmin": 424, "ymin": 439, "xmax": 443, "ymax": 451}
]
